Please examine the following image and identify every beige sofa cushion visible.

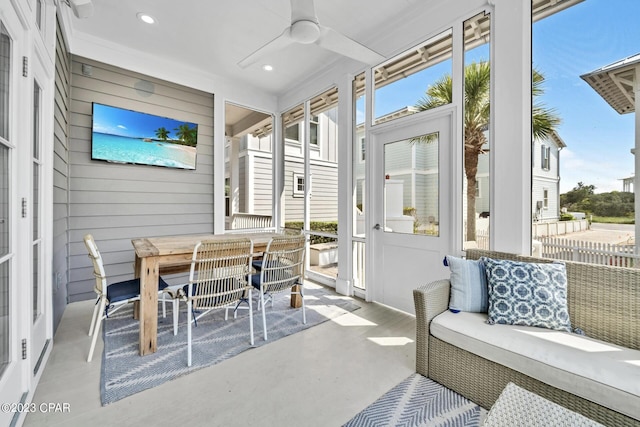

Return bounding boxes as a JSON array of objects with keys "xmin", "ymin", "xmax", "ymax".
[{"xmin": 431, "ymin": 311, "xmax": 640, "ymax": 420}]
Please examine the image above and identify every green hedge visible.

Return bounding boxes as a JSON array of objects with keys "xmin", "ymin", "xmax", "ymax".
[
  {"xmin": 559, "ymin": 213, "xmax": 574, "ymax": 221},
  {"xmin": 285, "ymin": 221, "xmax": 337, "ymax": 245}
]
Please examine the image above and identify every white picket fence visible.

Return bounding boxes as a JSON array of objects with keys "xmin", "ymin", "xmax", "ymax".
[{"xmin": 538, "ymin": 236, "xmax": 639, "ymax": 268}]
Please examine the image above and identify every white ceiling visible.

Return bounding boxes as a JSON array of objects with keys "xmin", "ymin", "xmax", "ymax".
[
  {"xmin": 62, "ymin": 0, "xmax": 579, "ymax": 133},
  {"xmin": 65, "ymin": 0, "xmax": 421, "ymax": 96}
]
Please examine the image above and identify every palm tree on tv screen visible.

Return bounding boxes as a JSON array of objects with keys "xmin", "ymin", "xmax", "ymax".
[
  {"xmin": 175, "ymin": 123, "xmax": 197, "ymax": 146},
  {"xmin": 415, "ymin": 61, "xmax": 560, "ymax": 242},
  {"xmin": 155, "ymin": 127, "xmax": 170, "ymax": 141}
]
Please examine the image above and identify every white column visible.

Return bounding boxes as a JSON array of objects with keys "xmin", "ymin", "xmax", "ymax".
[
  {"xmin": 490, "ymin": 0, "xmax": 533, "ymax": 254},
  {"xmin": 229, "ymin": 138, "xmax": 239, "ymax": 215},
  {"xmin": 634, "ymin": 66, "xmax": 640, "ymax": 250},
  {"xmin": 335, "ymin": 77, "xmax": 353, "ymax": 296},
  {"xmin": 273, "ymin": 113, "xmax": 284, "ymax": 230},
  {"xmin": 214, "ymin": 95, "xmax": 226, "ymax": 234}
]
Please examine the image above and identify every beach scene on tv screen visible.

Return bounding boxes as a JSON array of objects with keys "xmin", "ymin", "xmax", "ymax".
[{"xmin": 91, "ymin": 103, "xmax": 198, "ymax": 170}]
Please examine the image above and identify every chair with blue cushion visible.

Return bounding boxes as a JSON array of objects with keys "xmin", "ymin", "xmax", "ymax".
[
  {"xmin": 252, "ymin": 234, "xmax": 306, "ymax": 340},
  {"xmin": 181, "ymin": 238, "xmax": 254, "ymax": 367},
  {"xmin": 251, "ymin": 228, "xmax": 302, "ymax": 272},
  {"xmin": 83, "ymin": 234, "xmax": 171, "ymax": 362}
]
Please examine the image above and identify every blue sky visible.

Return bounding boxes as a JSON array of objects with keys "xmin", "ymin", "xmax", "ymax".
[
  {"xmin": 534, "ymin": 0, "xmax": 638, "ymax": 193},
  {"xmin": 92, "ymin": 103, "xmax": 196, "ymax": 140},
  {"xmin": 369, "ymin": 1, "xmax": 638, "ymax": 195}
]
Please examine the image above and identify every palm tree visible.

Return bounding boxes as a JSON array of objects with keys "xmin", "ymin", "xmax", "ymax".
[
  {"xmin": 175, "ymin": 123, "xmax": 197, "ymax": 146},
  {"xmin": 155, "ymin": 127, "xmax": 170, "ymax": 141},
  {"xmin": 415, "ymin": 61, "xmax": 560, "ymax": 242}
]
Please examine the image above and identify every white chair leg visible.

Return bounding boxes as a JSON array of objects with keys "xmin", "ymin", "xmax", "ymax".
[
  {"xmin": 260, "ymin": 289, "xmax": 268, "ymax": 340},
  {"xmin": 88, "ymin": 298, "xmax": 100, "ymax": 336},
  {"xmin": 187, "ymin": 299, "xmax": 192, "ymax": 367},
  {"xmin": 161, "ymin": 293, "xmax": 167, "ymax": 318},
  {"xmin": 173, "ymin": 298, "xmax": 179, "ymax": 336},
  {"xmin": 300, "ymin": 285, "xmax": 306, "ymax": 324},
  {"xmin": 248, "ymin": 289, "xmax": 254, "ymax": 346},
  {"xmin": 87, "ymin": 298, "xmax": 106, "ymax": 362}
]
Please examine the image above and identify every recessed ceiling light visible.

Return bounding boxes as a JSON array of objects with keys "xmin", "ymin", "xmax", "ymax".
[
  {"xmin": 137, "ymin": 13, "xmax": 156, "ymax": 24},
  {"xmin": 263, "ymin": 65, "xmax": 273, "ymax": 71}
]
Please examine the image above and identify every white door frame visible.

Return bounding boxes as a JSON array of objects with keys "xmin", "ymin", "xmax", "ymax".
[
  {"xmin": 29, "ymin": 42, "xmax": 54, "ymax": 378},
  {"xmin": 367, "ymin": 108, "xmax": 455, "ymax": 313},
  {"xmin": 0, "ymin": 6, "xmax": 30, "ymax": 426},
  {"xmin": 0, "ymin": 3, "xmax": 55, "ymax": 426}
]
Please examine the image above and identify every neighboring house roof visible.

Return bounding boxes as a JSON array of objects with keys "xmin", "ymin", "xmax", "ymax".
[
  {"xmin": 548, "ymin": 130, "xmax": 567, "ymax": 149},
  {"xmin": 580, "ymin": 52, "xmax": 640, "ymax": 115}
]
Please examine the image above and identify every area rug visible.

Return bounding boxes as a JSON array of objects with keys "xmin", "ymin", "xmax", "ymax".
[
  {"xmin": 100, "ymin": 284, "xmax": 359, "ymax": 405},
  {"xmin": 343, "ymin": 373, "xmax": 487, "ymax": 427}
]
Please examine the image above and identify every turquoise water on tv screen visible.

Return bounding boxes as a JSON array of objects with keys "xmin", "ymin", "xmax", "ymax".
[{"xmin": 92, "ymin": 133, "xmax": 196, "ymax": 170}]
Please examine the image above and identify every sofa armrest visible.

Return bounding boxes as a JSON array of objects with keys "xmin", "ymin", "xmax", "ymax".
[{"xmin": 413, "ymin": 279, "xmax": 450, "ymax": 377}]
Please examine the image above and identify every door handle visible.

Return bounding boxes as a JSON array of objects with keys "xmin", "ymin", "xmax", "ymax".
[{"xmin": 374, "ymin": 223, "xmax": 382, "ymax": 230}]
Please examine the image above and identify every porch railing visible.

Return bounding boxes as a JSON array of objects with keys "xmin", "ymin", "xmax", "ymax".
[
  {"xmin": 229, "ymin": 213, "xmax": 273, "ymax": 230},
  {"xmin": 538, "ymin": 236, "xmax": 639, "ymax": 268},
  {"xmin": 353, "ymin": 239, "xmax": 366, "ymax": 289},
  {"xmin": 472, "ymin": 229, "xmax": 490, "ymax": 250}
]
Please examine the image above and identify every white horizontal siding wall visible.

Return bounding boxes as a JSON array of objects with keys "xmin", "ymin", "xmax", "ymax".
[
  {"xmin": 251, "ymin": 153, "xmax": 274, "ymax": 216},
  {"xmin": 67, "ymin": 56, "xmax": 214, "ymax": 302},
  {"xmin": 284, "ymin": 157, "xmax": 305, "ymax": 222},
  {"xmin": 309, "ymin": 159, "xmax": 339, "ymax": 222}
]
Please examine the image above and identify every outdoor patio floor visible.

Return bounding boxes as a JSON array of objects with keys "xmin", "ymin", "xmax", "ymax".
[{"xmin": 23, "ymin": 284, "xmax": 416, "ymax": 427}]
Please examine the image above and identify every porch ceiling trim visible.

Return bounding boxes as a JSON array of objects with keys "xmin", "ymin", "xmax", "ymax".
[{"xmin": 580, "ymin": 53, "xmax": 640, "ymax": 115}]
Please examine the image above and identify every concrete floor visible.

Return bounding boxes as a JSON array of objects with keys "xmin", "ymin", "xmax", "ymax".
[{"xmin": 23, "ymin": 283, "xmax": 416, "ymax": 427}]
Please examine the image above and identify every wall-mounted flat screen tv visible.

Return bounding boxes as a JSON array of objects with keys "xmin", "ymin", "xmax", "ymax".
[{"xmin": 91, "ymin": 103, "xmax": 198, "ymax": 170}]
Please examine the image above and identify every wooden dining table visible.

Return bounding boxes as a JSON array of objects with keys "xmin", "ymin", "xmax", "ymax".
[{"xmin": 131, "ymin": 232, "xmax": 280, "ymax": 356}]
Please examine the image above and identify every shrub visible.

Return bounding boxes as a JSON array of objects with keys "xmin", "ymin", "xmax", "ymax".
[
  {"xmin": 284, "ymin": 221, "xmax": 338, "ymax": 244},
  {"xmin": 559, "ymin": 213, "xmax": 574, "ymax": 221}
]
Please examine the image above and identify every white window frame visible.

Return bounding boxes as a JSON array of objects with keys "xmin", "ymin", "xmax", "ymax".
[
  {"xmin": 541, "ymin": 145, "xmax": 550, "ymax": 170},
  {"xmin": 293, "ymin": 172, "xmax": 305, "ymax": 197},
  {"xmin": 284, "ymin": 122, "xmax": 300, "ymax": 143}
]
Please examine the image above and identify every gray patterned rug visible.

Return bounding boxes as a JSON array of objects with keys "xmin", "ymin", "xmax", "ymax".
[
  {"xmin": 343, "ymin": 374, "xmax": 487, "ymax": 427},
  {"xmin": 100, "ymin": 284, "xmax": 359, "ymax": 405}
]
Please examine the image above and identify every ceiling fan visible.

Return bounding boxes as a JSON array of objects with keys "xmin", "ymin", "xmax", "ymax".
[{"xmin": 238, "ymin": 0, "xmax": 385, "ymax": 68}]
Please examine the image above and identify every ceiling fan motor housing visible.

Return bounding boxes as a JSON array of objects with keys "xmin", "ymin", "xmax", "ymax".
[{"xmin": 290, "ymin": 20, "xmax": 321, "ymax": 44}]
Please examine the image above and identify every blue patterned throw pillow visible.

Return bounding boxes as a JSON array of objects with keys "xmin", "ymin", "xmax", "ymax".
[
  {"xmin": 446, "ymin": 255, "xmax": 488, "ymax": 313},
  {"xmin": 481, "ymin": 257, "xmax": 572, "ymax": 332}
]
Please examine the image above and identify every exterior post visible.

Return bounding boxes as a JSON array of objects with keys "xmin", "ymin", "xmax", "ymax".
[
  {"xmin": 490, "ymin": 0, "xmax": 533, "ymax": 254},
  {"xmin": 634, "ymin": 66, "xmax": 640, "ymax": 253}
]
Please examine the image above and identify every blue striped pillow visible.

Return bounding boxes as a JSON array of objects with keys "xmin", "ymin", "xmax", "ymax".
[{"xmin": 446, "ymin": 255, "xmax": 489, "ymax": 313}]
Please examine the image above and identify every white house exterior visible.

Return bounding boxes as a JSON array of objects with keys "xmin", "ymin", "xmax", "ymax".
[
  {"xmin": 226, "ymin": 105, "xmax": 340, "ymax": 227},
  {"xmin": 532, "ymin": 131, "xmax": 566, "ymax": 222}
]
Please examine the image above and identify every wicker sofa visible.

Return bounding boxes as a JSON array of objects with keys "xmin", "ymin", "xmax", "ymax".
[{"xmin": 413, "ymin": 249, "xmax": 640, "ymax": 427}]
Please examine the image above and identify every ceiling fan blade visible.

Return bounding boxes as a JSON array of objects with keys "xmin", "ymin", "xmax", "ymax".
[
  {"xmin": 237, "ymin": 28, "xmax": 294, "ymax": 69},
  {"xmin": 290, "ymin": 0, "xmax": 317, "ymax": 23},
  {"xmin": 317, "ymin": 26, "xmax": 385, "ymax": 65}
]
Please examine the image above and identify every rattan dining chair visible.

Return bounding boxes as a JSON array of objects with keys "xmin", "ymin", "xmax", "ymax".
[
  {"xmin": 181, "ymin": 238, "xmax": 254, "ymax": 367},
  {"xmin": 251, "ymin": 234, "xmax": 306, "ymax": 340},
  {"xmin": 83, "ymin": 234, "xmax": 171, "ymax": 362}
]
